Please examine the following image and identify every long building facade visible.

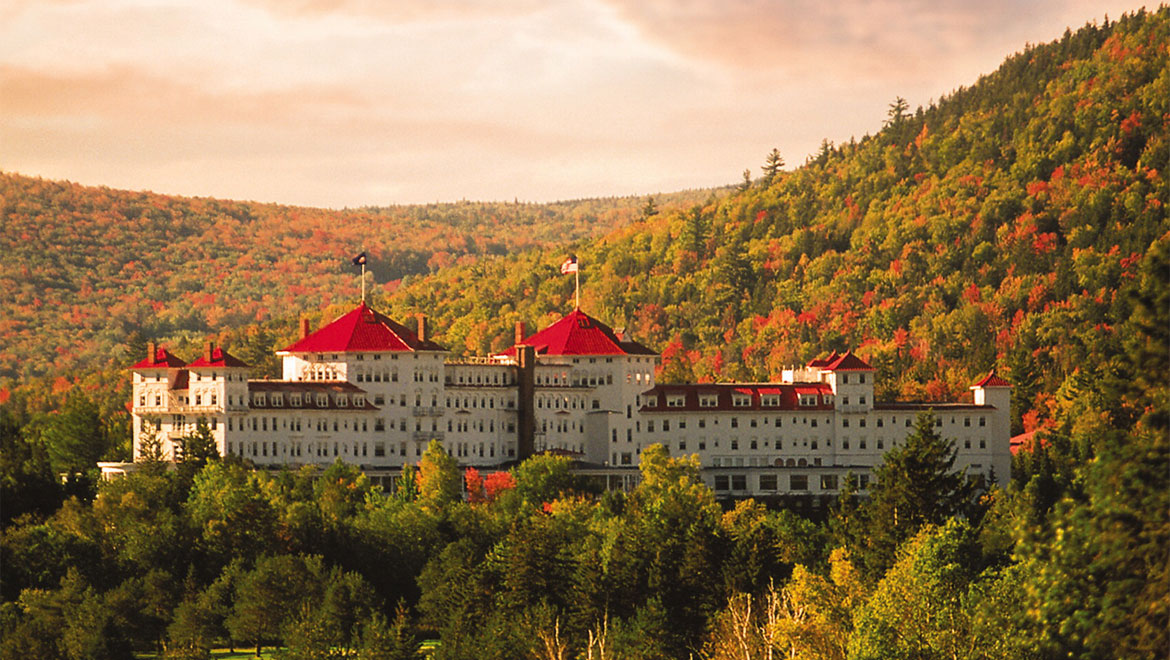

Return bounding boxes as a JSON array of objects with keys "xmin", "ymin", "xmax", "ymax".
[{"xmin": 130, "ymin": 302, "xmax": 1011, "ymax": 497}]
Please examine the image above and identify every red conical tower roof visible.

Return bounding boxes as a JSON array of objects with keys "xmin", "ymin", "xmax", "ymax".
[
  {"xmin": 501, "ymin": 309, "xmax": 656, "ymax": 357},
  {"xmin": 279, "ymin": 302, "xmax": 446, "ymax": 353}
]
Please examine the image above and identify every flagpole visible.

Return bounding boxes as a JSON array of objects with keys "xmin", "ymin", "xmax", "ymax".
[
  {"xmin": 575, "ymin": 260, "xmax": 580, "ymax": 310},
  {"xmin": 361, "ymin": 262, "xmax": 366, "ymax": 304}
]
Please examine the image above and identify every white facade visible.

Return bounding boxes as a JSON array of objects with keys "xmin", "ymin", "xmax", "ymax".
[{"xmin": 130, "ymin": 307, "xmax": 1011, "ymax": 497}]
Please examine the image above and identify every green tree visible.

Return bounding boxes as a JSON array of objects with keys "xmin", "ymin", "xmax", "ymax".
[
  {"xmin": 33, "ymin": 391, "xmax": 108, "ymax": 476},
  {"xmin": 511, "ymin": 453, "xmax": 579, "ymax": 506},
  {"xmin": 357, "ymin": 605, "xmax": 419, "ymax": 660},
  {"xmin": 395, "ymin": 464, "xmax": 418, "ymax": 502},
  {"xmin": 762, "ymin": 148, "xmax": 785, "ymax": 183},
  {"xmin": 1, "ymin": 409, "xmax": 63, "ymax": 526},
  {"xmin": 166, "ymin": 594, "xmax": 218, "ymax": 660},
  {"xmin": 884, "ymin": 96, "xmax": 909, "ymax": 128},
  {"xmin": 641, "ymin": 196, "xmax": 659, "ymax": 219},
  {"xmin": 855, "ymin": 411, "xmax": 976, "ymax": 577},
  {"xmin": 849, "ymin": 520, "xmax": 980, "ymax": 660},
  {"xmin": 178, "ymin": 419, "xmax": 219, "ymax": 468},
  {"xmin": 737, "ymin": 168, "xmax": 752, "ymax": 192},
  {"xmin": 186, "ymin": 462, "xmax": 277, "ymax": 566},
  {"xmin": 416, "ymin": 440, "xmax": 460, "ymax": 510},
  {"xmin": 135, "ymin": 421, "xmax": 168, "ymax": 476},
  {"xmin": 227, "ymin": 554, "xmax": 327, "ymax": 657}
]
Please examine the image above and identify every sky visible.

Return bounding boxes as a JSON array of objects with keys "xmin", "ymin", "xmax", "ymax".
[{"xmin": 0, "ymin": 0, "xmax": 1149, "ymax": 208}]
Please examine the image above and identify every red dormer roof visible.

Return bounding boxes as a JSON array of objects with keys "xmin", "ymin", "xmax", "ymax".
[
  {"xmin": 824, "ymin": 351, "xmax": 874, "ymax": 371},
  {"xmin": 971, "ymin": 369, "xmax": 1011, "ymax": 388},
  {"xmin": 501, "ymin": 309, "xmax": 657, "ymax": 357},
  {"xmin": 132, "ymin": 347, "xmax": 186, "ymax": 369},
  {"xmin": 807, "ymin": 350, "xmax": 840, "ymax": 368},
  {"xmin": 279, "ymin": 303, "xmax": 447, "ymax": 353},
  {"xmin": 189, "ymin": 347, "xmax": 249, "ymax": 368}
]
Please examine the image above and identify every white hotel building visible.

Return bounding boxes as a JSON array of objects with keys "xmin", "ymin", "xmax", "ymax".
[{"xmin": 130, "ymin": 303, "xmax": 1011, "ymax": 498}]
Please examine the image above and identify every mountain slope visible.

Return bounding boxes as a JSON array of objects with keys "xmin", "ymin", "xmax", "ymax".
[
  {"xmin": 0, "ymin": 173, "xmax": 718, "ymax": 379},
  {"xmin": 379, "ymin": 9, "xmax": 1168, "ymax": 433}
]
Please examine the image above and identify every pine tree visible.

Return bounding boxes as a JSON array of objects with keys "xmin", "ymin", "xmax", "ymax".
[
  {"xmin": 737, "ymin": 169, "xmax": 752, "ymax": 192},
  {"xmin": 640, "ymin": 196, "xmax": 659, "ymax": 219},
  {"xmin": 856, "ymin": 411, "xmax": 976, "ymax": 577},
  {"xmin": 178, "ymin": 419, "xmax": 219, "ymax": 468},
  {"xmin": 761, "ymin": 149, "xmax": 785, "ymax": 183}
]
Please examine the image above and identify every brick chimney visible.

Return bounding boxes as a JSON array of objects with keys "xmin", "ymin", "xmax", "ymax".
[
  {"xmin": 416, "ymin": 314, "xmax": 426, "ymax": 343},
  {"xmin": 147, "ymin": 341, "xmax": 156, "ymax": 363},
  {"xmin": 301, "ymin": 318, "xmax": 311, "ymax": 340},
  {"xmin": 204, "ymin": 341, "xmax": 213, "ymax": 362},
  {"xmin": 515, "ymin": 321, "xmax": 526, "ymax": 345}
]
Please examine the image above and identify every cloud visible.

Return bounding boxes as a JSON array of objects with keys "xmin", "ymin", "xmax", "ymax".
[{"xmin": 0, "ymin": 0, "xmax": 1152, "ymax": 206}]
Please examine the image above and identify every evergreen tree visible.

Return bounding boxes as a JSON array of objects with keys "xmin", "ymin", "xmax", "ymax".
[
  {"xmin": 737, "ymin": 169, "xmax": 752, "ymax": 192},
  {"xmin": 33, "ymin": 391, "xmax": 108, "ymax": 475},
  {"xmin": 761, "ymin": 148, "xmax": 785, "ymax": 183},
  {"xmin": 855, "ymin": 411, "xmax": 976, "ymax": 577},
  {"xmin": 884, "ymin": 96, "xmax": 909, "ymax": 128},
  {"xmin": 640, "ymin": 196, "xmax": 659, "ymax": 219},
  {"xmin": 178, "ymin": 419, "xmax": 219, "ymax": 468}
]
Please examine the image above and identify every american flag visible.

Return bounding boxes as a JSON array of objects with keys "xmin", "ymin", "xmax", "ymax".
[{"xmin": 560, "ymin": 256, "xmax": 578, "ymax": 274}]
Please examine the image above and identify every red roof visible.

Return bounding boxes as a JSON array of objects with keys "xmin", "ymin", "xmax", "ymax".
[
  {"xmin": 279, "ymin": 303, "xmax": 446, "ymax": 353},
  {"xmin": 189, "ymin": 347, "xmax": 249, "ymax": 368},
  {"xmin": 824, "ymin": 351, "xmax": 874, "ymax": 371},
  {"xmin": 807, "ymin": 350, "xmax": 840, "ymax": 368},
  {"xmin": 132, "ymin": 347, "xmax": 186, "ymax": 369},
  {"xmin": 502, "ymin": 309, "xmax": 656, "ymax": 357},
  {"xmin": 971, "ymin": 369, "xmax": 1011, "ymax": 388},
  {"xmin": 1011, "ymin": 431, "xmax": 1046, "ymax": 455}
]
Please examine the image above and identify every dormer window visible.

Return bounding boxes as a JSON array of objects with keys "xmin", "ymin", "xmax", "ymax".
[
  {"xmin": 798, "ymin": 394, "xmax": 817, "ymax": 406},
  {"xmin": 272, "ymin": 393, "xmax": 283, "ymax": 407},
  {"xmin": 337, "ymin": 394, "xmax": 348, "ymax": 407},
  {"xmin": 644, "ymin": 396, "xmax": 658, "ymax": 408},
  {"xmin": 699, "ymin": 393, "xmax": 718, "ymax": 407},
  {"xmin": 316, "ymin": 394, "xmax": 328, "ymax": 407},
  {"xmin": 353, "ymin": 395, "xmax": 364, "ymax": 406},
  {"xmin": 290, "ymin": 393, "xmax": 302, "ymax": 406},
  {"xmin": 253, "ymin": 393, "xmax": 266, "ymax": 406},
  {"xmin": 761, "ymin": 394, "xmax": 780, "ymax": 407},
  {"xmin": 732, "ymin": 394, "xmax": 751, "ymax": 407},
  {"xmin": 666, "ymin": 394, "xmax": 685, "ymax": 408}
]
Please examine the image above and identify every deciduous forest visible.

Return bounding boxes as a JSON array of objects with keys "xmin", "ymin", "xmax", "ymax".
[{"xmin": 1, "ymin": 8, "xmax": 1167, "ymax": 660}]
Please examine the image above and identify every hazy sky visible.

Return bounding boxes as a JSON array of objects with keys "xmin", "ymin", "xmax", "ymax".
[{"xmin": 0, "ymin": 0, "xmax": 1147, "ymax": 207}]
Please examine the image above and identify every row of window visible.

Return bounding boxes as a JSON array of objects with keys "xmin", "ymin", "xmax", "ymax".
[
  {"xmin": 713, "ymin": 473, "xmax": 871, "ymax": 492},
  {"xmin": 251, "ymin": 392, "xmax": 365, "ymax": 408},
  {"xmin": 653, "ymin": 393, "xmax": 834, "ymax": 408},
  {"xmin": 224, "ymin": 437, "xmax": 517, "ymax": 461}
]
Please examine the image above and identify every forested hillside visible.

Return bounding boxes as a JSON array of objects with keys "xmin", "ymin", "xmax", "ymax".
[
  {"xmin": 0, "ymin": 174, "xmax": 717, "ymax": 380},
  {"xmin": 380, "ymin": 9, "xmax": 1167, "ymax": 437},
  {"xmin": 1, "ymin": 9, "xmax": 1166, "ymax": 660}
]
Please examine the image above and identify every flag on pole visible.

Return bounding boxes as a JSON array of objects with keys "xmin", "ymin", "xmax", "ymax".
[
  {"xmin": 352, "ymin": 252, "xmax": 367, "ymax": 266},
  {"xmin": 560, "ymin": 256, "xmax": 578, "ymax": 274}
]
